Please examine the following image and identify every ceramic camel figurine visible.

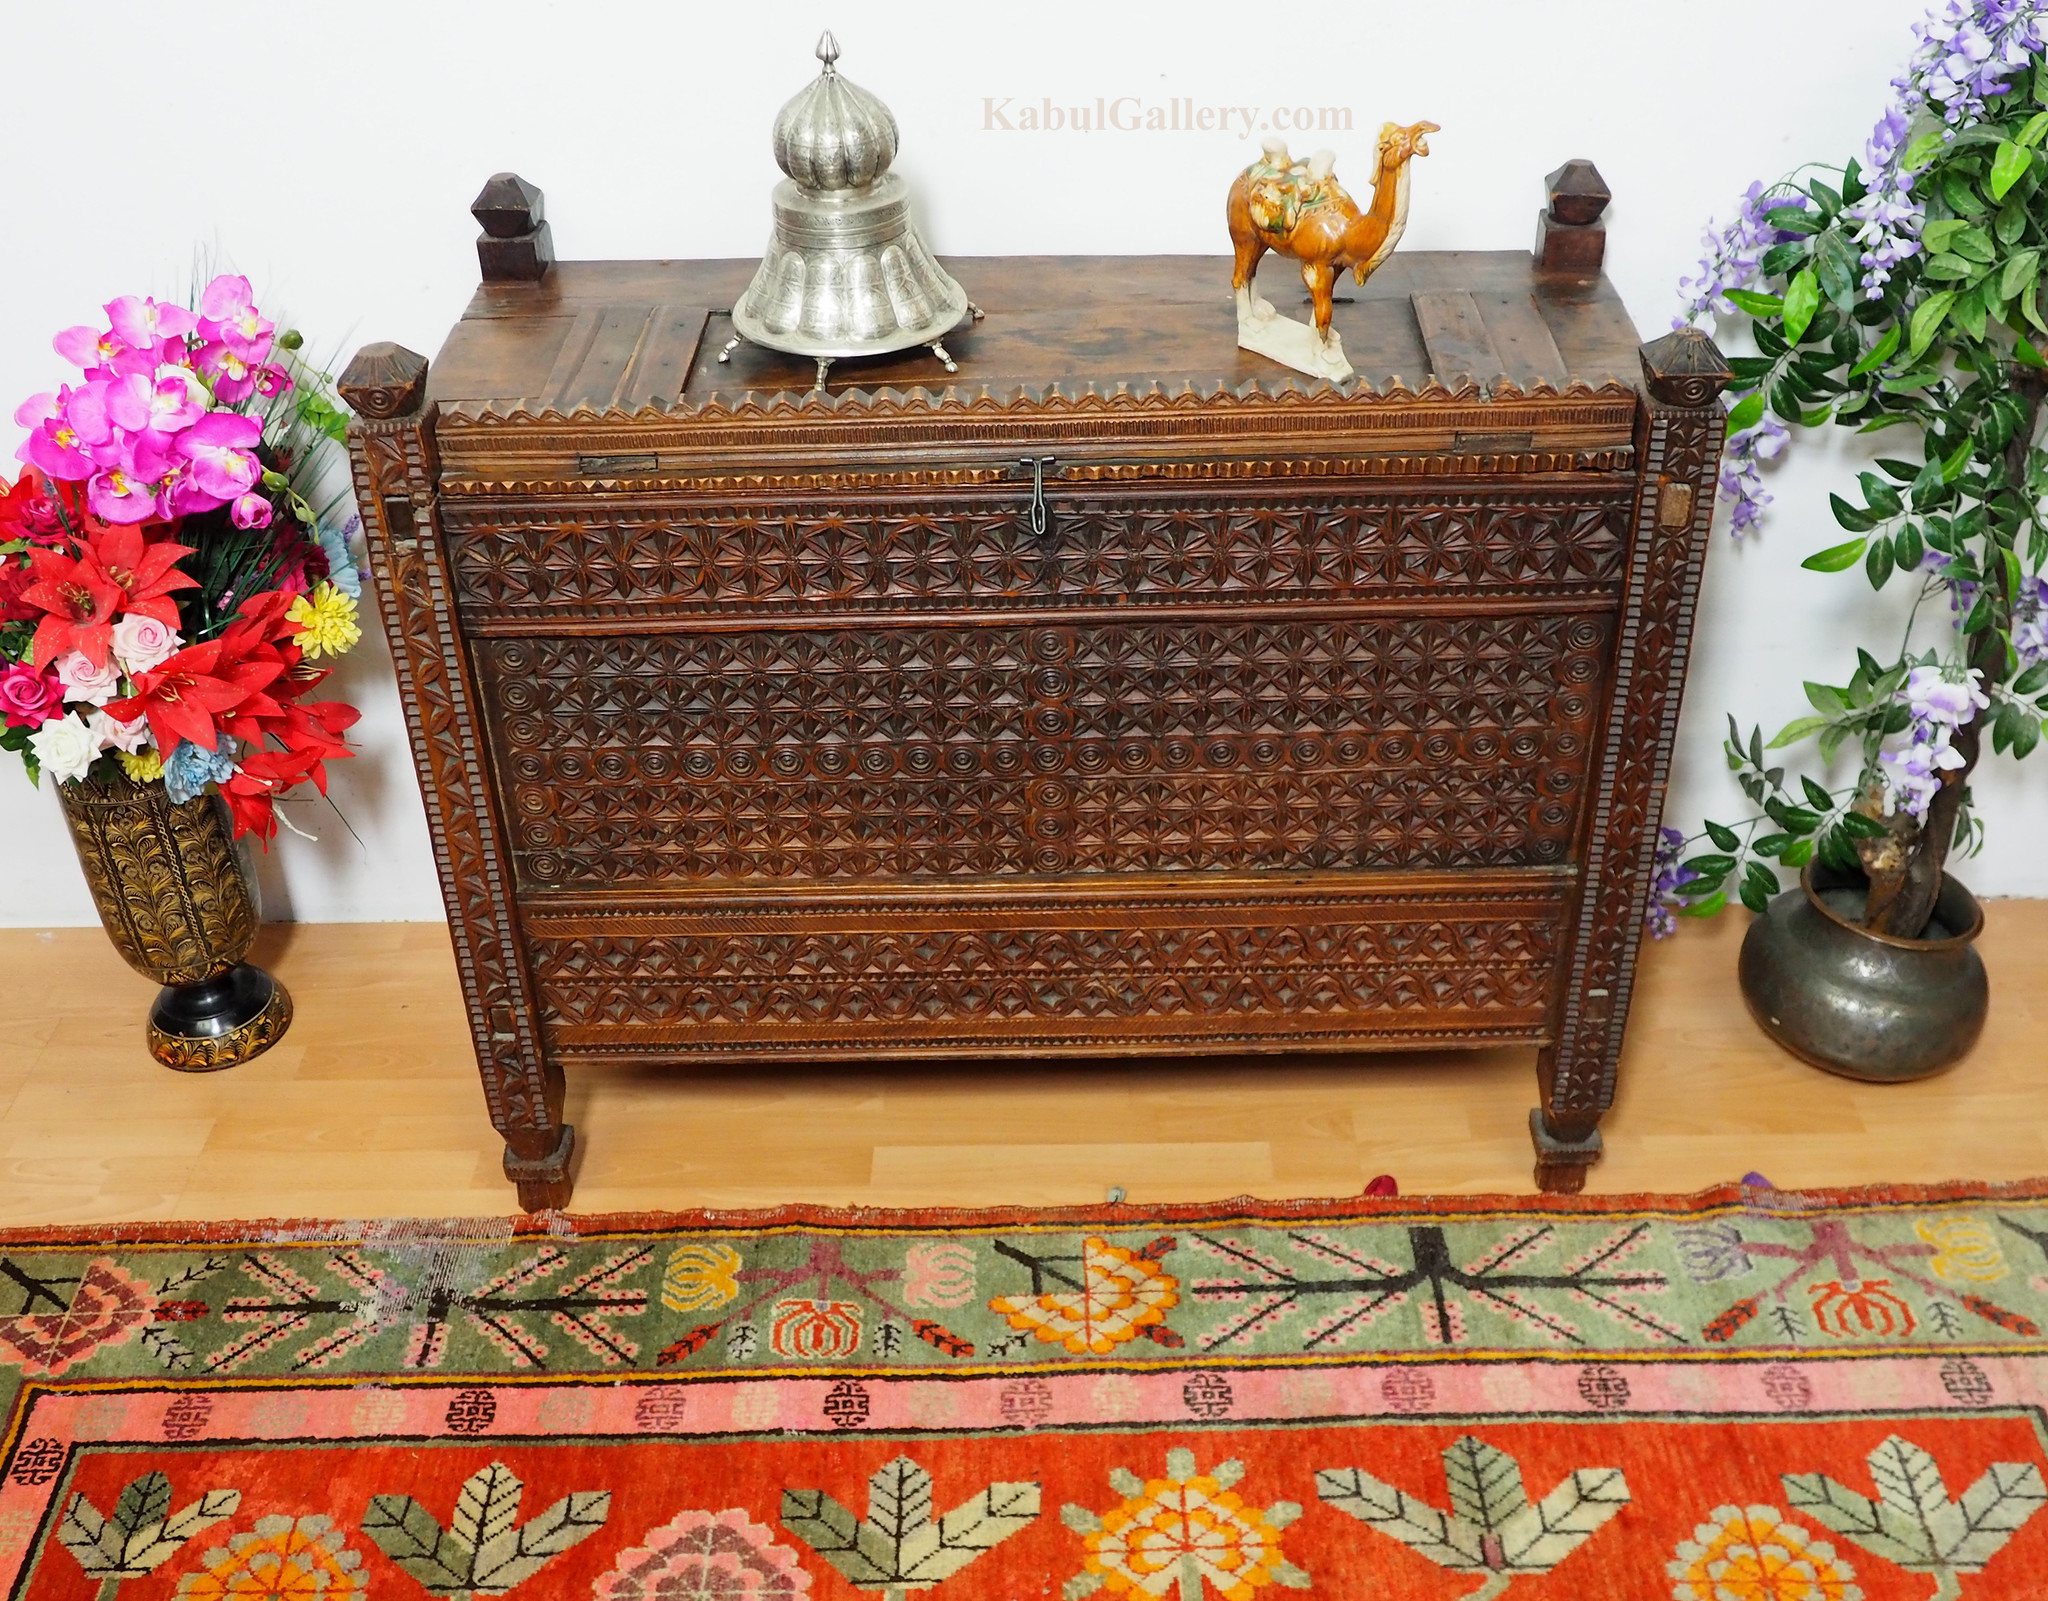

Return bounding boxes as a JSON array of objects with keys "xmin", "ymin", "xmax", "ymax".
[{"xmin": 1227, "ymin": 120, "xmax": 1438, "ymax": 381}]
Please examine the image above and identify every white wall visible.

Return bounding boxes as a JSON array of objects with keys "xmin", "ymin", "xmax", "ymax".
[{"xmin": 6, "ymin": 0, "xmax": 2039, "ymax": 924}]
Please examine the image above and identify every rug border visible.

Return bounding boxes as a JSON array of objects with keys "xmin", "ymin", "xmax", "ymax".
[{"xmin": 5, "ymin": 1175, "xmax": 2048, "ymax": 1246}]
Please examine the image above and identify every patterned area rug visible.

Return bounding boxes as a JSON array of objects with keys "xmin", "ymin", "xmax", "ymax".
[{"xmin": 6, "ymin": 1182, "xmax": 2048, "ymax": 1599}]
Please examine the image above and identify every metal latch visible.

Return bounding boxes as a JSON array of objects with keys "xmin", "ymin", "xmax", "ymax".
[{"xmin": 1018, "ymin": 455, "xmax": 1056, "ymax": 545}]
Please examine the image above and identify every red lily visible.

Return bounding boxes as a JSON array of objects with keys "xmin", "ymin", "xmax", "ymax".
[
  {"xmin": 18, "ymin": 545, "xmax": 124, "ymax": 668},
  {"xmin": 80, "ymin": 521, "xmax": 195, "ymax": 628},
  {"xmin": 220, "ymin": 746, "xmax": 329, "ymax": 842},
  {"xmin": 105, "ymin": 635, "xmax": 278, "ymax": 753}
]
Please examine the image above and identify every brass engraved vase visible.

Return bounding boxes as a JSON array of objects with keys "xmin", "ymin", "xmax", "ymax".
[{"xmin": 57, "ymin": 767, "xmax": 292, "ymax": 1071}]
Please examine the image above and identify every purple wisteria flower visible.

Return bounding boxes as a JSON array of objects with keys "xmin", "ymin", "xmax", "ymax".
[
  {"xmin": 2014, "ymin": 573, "xmax": 2048, "ymax": 663},
  {"xmin": 1846, "ymin": 0, "xmax": 2047, "ymax": 296},
  {"xmin": 1720, "ymin": 414, "xmax": 1791, "ymax": 540},
  {"xmin": 1677, "ymin": 184, "xmax": 1812, "ymax": 329},
  {"xmin": 1644, "ymin": 825, "xmax": 1693, "ymax": 939},
  {"xmin": 1878, "ymin": 663, "xmax": 1990, "ymax": 817}
]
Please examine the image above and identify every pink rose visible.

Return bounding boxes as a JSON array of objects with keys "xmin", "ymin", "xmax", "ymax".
[
  {"xmin": 0, "ymin": 662, "xmax": 65, "ymax": 728},
  {"xmin": 54, "ymin": 649, "xmax": 125, "ymax": 706},
  {"xmin": 109, "ymin": 614, "xmax": 182, "ymax": 676}
]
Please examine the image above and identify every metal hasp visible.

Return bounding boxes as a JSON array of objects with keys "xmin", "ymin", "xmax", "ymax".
[{"xmin": 728, "ymin": 31, "xmax": 973, "ymax": 382}]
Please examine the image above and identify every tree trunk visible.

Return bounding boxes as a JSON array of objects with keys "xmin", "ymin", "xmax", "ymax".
[{"xmin": 1862, "ymin": 367, "xmax": 2046, "ymax": 937}]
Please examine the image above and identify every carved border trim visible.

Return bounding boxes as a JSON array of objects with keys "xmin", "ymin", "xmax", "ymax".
[
  {"xmin": 349, "ymin": 406, "xmax": 555, "ymax": 1135},
  {"xmin": 1544, "ymin": 400, "xmax": 1725, "ymax": 1117}
]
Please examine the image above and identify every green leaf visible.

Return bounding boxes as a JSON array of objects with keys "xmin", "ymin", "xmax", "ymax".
[
  {"xmin": 1740, "ymin": 863, "xmax": 1780, "ymax": 914},
  {"xmin": 1442, "ymin": 1437, "xmax": 1530, "ymax": 1533},
  {"xmin": 1726, "ymin": 390, "xmax": 1765, "ymax": 432},
  {"xmin": 1805, "ymin": 534, "xmax": 1870, "ymax": 571},
  {"xmin": 1682, "ymin": 853, "xmax": 1738, "ymax": 878},
  {"xmin": 2003, "ymin": 248, "xmax": 2042, "ymax": 301},
  {"xmin": 471, "ymin": 1492, "xmax": 612, "ymax": 1594},
  {"xmin": 2018, "ymin": 715, "xmax": 2043, "ymax": 758},
  {"xmin": 362, "ymin": 1495, "xmax": 478, "ymax": 1592},
  {"xmin": 2018, "ymin": 335, "xmax": 2048, "ymax": 369},
  {"xmin": 1800, "ymin": 775, "xmax": 1835, "ymax": 810},
  {"xmin": 1751, "ymin": 832, "xmax": 1797, "ymax": 857},
  {"xmin": 1922, "ymin": 217, "xmax": 1971, "ymax": 253},
  {"xmin": 1905, "ymin": 128, "xmax": 1950, "ymax": 170},
  {"xmin": 1767, "ymin": 715, "xmax": 1829, "ymax": 747},
  {"xmin": 1839, "ymin": 810, "xmax": 1890, "ymax": 839},
  {"xmin": 1866, "ymin": 535, "xmax": 1896, "ymax": 589},
  {"xmin": 1316, "ymin": 1467, "xmax": 1485, "ymax": 1571},
  {"xmin": 1726, "ymin": 288, "xmax": 1785, "ymax": 317},
  {"xmin": 1705, "ymin": 820, "xmax": 1741, "ymax": 852},
  {"xmin": 2014, "ymin": 660, "xmax": 2048, "ymax": 695},
  {"xmin": 1804, "ymin": 681, "xmax": 1850, "ymax": 714},
  {"xmin": 1859, "ymin": 471, "xmax": 1904, "ymax": 517},
  {"xmin": 1894, "ymin": 523, "xmax": 1926, "ymax": 570},
  {"xmin": 1678, "ymin": 890, "xmax": 1728, "ymax": 919},
  {"xmin": 1921, "ymin": 253, "xmax": 1978, "ymax": 281},
  {"xmin": 1910, "ymin": 289, "xmax": 1959, "ymax": 355},
  {"xmin": 1766, "ymin": 206, "xmax": 1823, "ymax": 236},
  {"xmin": 2022, "ymin": 110, "xmax": 2048, "ymax": 148},
  {"xmin": 1494, "ymin": 1468, "xmax": 1631, "ymax": 1572},
  {"xmin": 1954, "ymin": 225, "xmax": 1999, "ymax": 263},
  {"xmin": 1956, "ymin": 284, "xmax": 1991, "ymax": 341},
  {"xmin": 1781, "ymin": 268, "xmax": 1821, "ymax": 342},
  {"xmin": 451, "ymin": 1464, "xmax": 524, "ymax": 1557},
  {"xmin": 1992, "ymin": 139, "xmax": 2033, "ymax": 200},
  {"xmin": 1848, "ymin": 324, "xmax": 1902, "ymax": 376}
]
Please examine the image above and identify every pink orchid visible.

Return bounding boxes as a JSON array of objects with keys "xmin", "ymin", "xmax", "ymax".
[
  {"xmin": 52, "ymin": 325, "xmax": 150, "ymax": 376},
  {"xmin": 197, "ymin": 275, "xmax": 274, "ymax": 362},
  {"xmin": 87, "ymin": 465, "xmax": 162, "ymax": 523},
  {"xmin": 253, "ymin": 364, "xmax": 294, "ymax": 398},
  {"xmin": 196, "ymin": 341, "xmax": 256, "ymax": 403},
  {"xmin": 105, "ymin": 295, "xmax": 195, "ymax": 350},
  {"xmin": 105, "ymin": 367, "xmax": 208, "ymax": 439},
  {"xmin": 230, "ymin": 491, "xmax": 273, "ymax": 530},
  {"xmin": 16, "ymin": 384, "xmax": 115, "ymax": 480},
  {"xmin": 176, "ymin": 411, "xmax": 262, "ymax": 501}
]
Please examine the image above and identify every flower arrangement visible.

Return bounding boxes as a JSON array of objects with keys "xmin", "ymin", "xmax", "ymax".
[
  {"xmin": 0, "ymin": 275, "xmax": 362, "ymax": 841},
  {"xmin": 1656, "ymin": 0, "xmax": 2048, "ymax": 940}
]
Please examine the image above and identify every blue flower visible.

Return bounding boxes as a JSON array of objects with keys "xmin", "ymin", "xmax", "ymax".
[
  {"xmin": 163, "ymin": 738, "xmax": 239, "ymax": 805},
  {"xmin": 318, "ymin": 513, "xmax": 363, "ymax": 599}
]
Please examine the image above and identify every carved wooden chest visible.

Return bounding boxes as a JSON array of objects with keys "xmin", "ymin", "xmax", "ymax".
[{"xmin": 342, "ymin": 175, "xmax": 1729, "ymax": 1210}]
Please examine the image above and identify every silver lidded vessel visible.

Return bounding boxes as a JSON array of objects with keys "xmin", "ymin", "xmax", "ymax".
[{"xmin": 723, "ymin": 32, "xmax": 974, "ymax": 390}]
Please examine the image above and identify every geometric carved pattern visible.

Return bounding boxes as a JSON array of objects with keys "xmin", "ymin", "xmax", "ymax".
[
  {"xmin": 528, "ymin": 907, "xmax": 1561, "ymax": 1048},
  {"xmin": 443, "ymin": 489, "xmax": 1631, "ymax": 620},
  {"xmin": 479, "ymin": 613, "xmax": 1611, "ymax": 886}
]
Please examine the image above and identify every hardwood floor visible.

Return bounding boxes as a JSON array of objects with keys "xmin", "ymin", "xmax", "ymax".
[{"xmin": 2, "ymin": 904, "xmax": 2043, "ymax": 1225}]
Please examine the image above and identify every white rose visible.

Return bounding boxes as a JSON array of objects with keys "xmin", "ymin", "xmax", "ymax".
[
  {"xmin": 89, "ymin": 710, "xmax": 150, "ymax": 754},
  {"xmin": 29, "ymin": 711, "xmax": 99, "ymax": 785},
  {"xmin": 53, "ymin": 649, "xmax": 124, "ymax": 706},
  {"xmin": 110, "ymin": 614, "xmax": 182, "ymax": 676}
]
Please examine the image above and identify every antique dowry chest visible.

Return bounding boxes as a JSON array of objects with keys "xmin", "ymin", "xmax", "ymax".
[{"xmin": 341, "ymin": 172, "xmax": 1730, "ymax": 1211}]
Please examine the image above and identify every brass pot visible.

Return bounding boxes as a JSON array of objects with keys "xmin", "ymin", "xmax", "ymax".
[
  {"xmin": 1738, "ymin": 860, "xmax": 1986, "ymax": 1082},
  {"xmin": 57, "ymin": 765, "xmax": 292, "ymax": 1071}
]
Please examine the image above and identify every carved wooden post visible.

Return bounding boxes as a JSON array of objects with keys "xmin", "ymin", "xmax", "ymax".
[
  {"xmin": 1535, "ymin": 159, "xmax": 1612, "ymax": 279},
  {"xmin": 1533, "ymin": 325, "xmax": 1732, "ymax": 1192},
  {"xmin": 340, "ymin": 342, "xmax": 573, "ymax": 1210},
  {"xmin": 471, "ymin": 172, "xmax": 554, "ymax": 283}
]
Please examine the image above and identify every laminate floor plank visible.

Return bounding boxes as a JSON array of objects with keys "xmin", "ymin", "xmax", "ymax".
[{"xmin": 2, "ymin": 904, "xmax": 2044, "ymax": 1223}]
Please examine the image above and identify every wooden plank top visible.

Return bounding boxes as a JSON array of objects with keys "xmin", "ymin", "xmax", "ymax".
[{"xmin": 427, "ymin": 251, "xmax": 1645, "ymax": 423}]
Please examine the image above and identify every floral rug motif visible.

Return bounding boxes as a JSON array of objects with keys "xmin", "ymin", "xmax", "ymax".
[{"xmin": 6, "ymin": 1181, "xmax": 2048, "ymax": 1598}]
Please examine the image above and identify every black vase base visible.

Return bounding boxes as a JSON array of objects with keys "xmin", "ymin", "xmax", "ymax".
[{"xmin": 146, "ymin": 964, "xmax": 293, "ymax": 1072}]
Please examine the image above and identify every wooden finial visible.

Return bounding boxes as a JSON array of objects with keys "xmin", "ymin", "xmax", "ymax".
[
  {"xmin": 337, "ymin": 342, "xmax": 429, "ymax": 420},
  {"xmin": 1535, "ymin": 158, "xmax": 1612, "ymax": 278},
  {"xmin": 1639, "ymin": 326, "xmax": 1735, "ymax": 408},
  {"xmin": 470, "ymin": 172, "xmax": 554, "ymax": 283}
]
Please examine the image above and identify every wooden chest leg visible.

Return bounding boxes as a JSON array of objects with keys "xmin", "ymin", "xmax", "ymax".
[
  {"xmin": 503, "ymin": 1122, "xmax": 577, "ymax": 1212},
  {"xmin": 1529, "ymin": 1101, "xmax": 1604, "ymax": 1194}
]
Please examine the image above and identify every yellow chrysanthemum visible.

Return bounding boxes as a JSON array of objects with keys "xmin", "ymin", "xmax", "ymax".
[
  {"xmin": 286, "ymin": 581, "xmax": 361, "ymax": 659},
  {"xmin": 118, "ymin": 748, "xmax": 164, "ymax": 783},
  {"xmin": 1668, "ymin": 1505, "xmax": 1860, "ymax": 1601}
]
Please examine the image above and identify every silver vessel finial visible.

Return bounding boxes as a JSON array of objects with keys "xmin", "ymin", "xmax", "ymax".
[{"xmin": 816, "ymin": 30, "xmax": 839, "ymax": 72}]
